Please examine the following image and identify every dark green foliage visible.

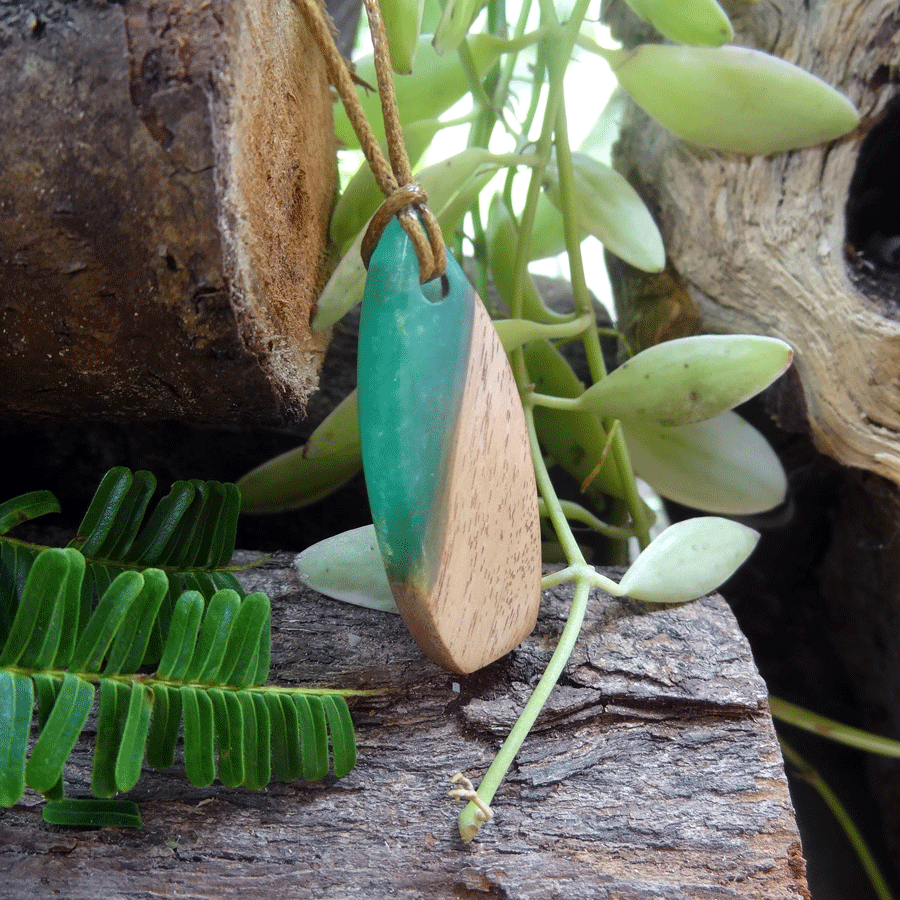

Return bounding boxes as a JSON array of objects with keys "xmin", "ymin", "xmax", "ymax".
[
  {"xmin": 42, "ymin": 798, "xmax": 143, "ymax": 828},
  {"xmin": 0, "ymin": 469, "xmax": 357, "ymax": 817}
]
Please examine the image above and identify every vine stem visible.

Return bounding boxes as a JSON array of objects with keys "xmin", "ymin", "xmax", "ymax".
[
  {"xmin": 537, "ymin": 498, "xmax": 634, "ymax": 542},
  {"xmin": 780, "ymin": 738, "xmax": 896, "ymax": 900},
  {"xmin": 548, "ymin": 78, "xmax": 652, "ymax": 550},
  {"xmin": 771, "ymin": 696, "xmax": 900, "ymax": 759},
  {"xmin": 457, "ymin": 578, "xmax": 590, "ymax": 840},
  {"xmin": 458, "ymin": 373, "xmax": 625, "ymax": 838}
]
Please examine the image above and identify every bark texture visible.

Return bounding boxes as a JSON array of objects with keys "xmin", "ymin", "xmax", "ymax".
[
  {"xmin": 0, "ymin": 0, "xmax": 336, "ymax": 428},
  {"xmin": 0, "ymin": 554, "xmax": 808, "ymax": 899},
  {"xmin": 607, "ymin": 0, "xmax": 900, "ymax": 484}
]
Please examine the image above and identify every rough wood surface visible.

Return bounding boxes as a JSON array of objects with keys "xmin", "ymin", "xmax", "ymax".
[
  {"xmin": 606, "ymin": 0, "xmax": 900, "ymax": 484},
  {"xmin": 0, "ymin": 0, "xmax": 335, "ymax": 427},
  {"xmin": 0, "ymin": 553, "xmax": 808, "ymax": 899}
]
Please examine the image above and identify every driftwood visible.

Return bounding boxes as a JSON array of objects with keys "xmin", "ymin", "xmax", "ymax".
[
  {"xmin": 606, "ymin": 0, "xmax": 900, "ymax": 484},
  {"xmin": 0, "ymin": 0, "xmax": 335, "ymax": 428},
  {"xmin": 0, "ymin": 553, "xmax": 808, "ymax": 899}
]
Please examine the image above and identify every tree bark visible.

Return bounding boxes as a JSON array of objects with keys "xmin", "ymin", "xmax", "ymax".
[
  {"xmin": 0, "ymin": 554, "xmax": 808, "ymax": 899},
  {"xmin": 0, "ymin": 0, "xmax": 336, "ymax": 428}
]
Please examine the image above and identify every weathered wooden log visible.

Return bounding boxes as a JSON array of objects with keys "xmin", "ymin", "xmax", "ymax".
[
  {"xmin": 0, "ymin": 0, "xmax": 336, "ymax": 428},
  {"xmin": 606, "ymin": 0, "xmax": 899, "ymax": 484},
  {"xmin": 0, "ymin": 553, "xmax": 809, "ymax": 898}
]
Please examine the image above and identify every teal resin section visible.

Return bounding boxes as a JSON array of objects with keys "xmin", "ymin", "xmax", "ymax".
[{"xmin": 357, "ymin": 218, "xmax": 474, "ymax": 586}]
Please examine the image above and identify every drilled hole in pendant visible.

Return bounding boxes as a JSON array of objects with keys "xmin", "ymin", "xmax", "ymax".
[{"xmin": 422, "ymin": 272, "xmax": 451, "ymax": 304}]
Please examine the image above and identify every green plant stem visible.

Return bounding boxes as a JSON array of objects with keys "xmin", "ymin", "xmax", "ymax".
[
  {"xmin": 513, "ymin": 38, "xmax": 545, "ymax": 156},
  {"xmin": 459, "ymin": 32, "xmax": 501, "ymax": 303},
  {"xmin": 459, "ymin": 377, "xmax": 630, "ymax": 838},
  {"xmin": 550, "ymin": 104, "xmax": 601, "ymax": 374},
  {"xmin": 526, "ymin": 408, "xmax": 586, "ymax": 566},
  {"xmin": 458, "ymin": 0, "xmax": 646, "ymax": 840},
  {"xmin": 780, "ymin": 737, "xmax": 896, "ymax": 900},
  {"xmin": 4, "ymin": 666, "xmax": 378, "ymax": 697},
  {"xmin": 528, "ymin": 392, "xmax": 581, "ymax": 410},
  {"xmin": 495, "ymin": 311, "xmax": 593, "ymax": 348},
  {"xmin": 492, "ymin": 0, "xmax": 534, "ymax": 116},
  {"xmin": 574, "ymin": 31, "xmax": 619, "ymax": 67},
  {"xmin": 537, "ymin": 498, "xmax": 634, "ymax": 542},
  {"xmin": 505, "ymin": 1, "xmax": 590, "ymax": 421},
  {"xmin": 507, "ymin": 0, "xmax": 591, "ymax": 322},
  {"xmin": 549, "ymin": 93, "xmax": 651, "ymax": 550},
  {"xmin": 609, "ymin": 427, "xmax": 652, "ymax": 547},
  {"xmin": 496, "ymin": 27, "xmax": 556, "ymax": 55},
  {"xmin": 459, "ymin": 39, "xmax": 498, "ymax": 129},
  {"xmin": 539, "ymin": 562, "xmax": 621, "ymax": 594},
  {"xmin": 507, "ymin": 130, "xmax": 553, "ymax": 327},
  {"xmin": 771, "ymin": 696, "xmax": 900, "ymax": 759},
  {"xmin": 458, "ymin": 395, "xmax": 589, "ymax": 839},
  {"xmin": 458, "ymin": 577, "xmax": 591, "ymax": 841}
]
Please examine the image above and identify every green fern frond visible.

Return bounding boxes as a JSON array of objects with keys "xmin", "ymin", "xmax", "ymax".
[
  {"xmin": 0, "ymin": 469, "xmax": 360, "ymax": 818},
  {"xmin": 66, "ymin": 467, "xmax": 238, "ymax": 571},
  {"xmin": 61, "ymin": 468, "xmax": 244, "ymax": 665}
]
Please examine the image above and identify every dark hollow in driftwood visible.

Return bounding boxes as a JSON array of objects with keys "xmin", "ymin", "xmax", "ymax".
[{"xmin": 606, "ymin": 0, "xmax": 900, "ymax": 484}]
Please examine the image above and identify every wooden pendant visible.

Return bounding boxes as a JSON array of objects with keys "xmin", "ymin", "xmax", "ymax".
[{"xmin": 357, "ymin": 219, "xmax": 541, "ymax": 674}]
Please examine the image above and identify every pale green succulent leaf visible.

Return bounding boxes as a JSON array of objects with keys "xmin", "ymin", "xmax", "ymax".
[
  {"xmin": 544, "ymin": 153, "xmax": 664, "ymax": 272},
  {"xmin": 237, "ymin": 393, "xmax": 362, "ymax": 514},
  {"xmin": 608, "ymin": 44, "xmax": 859, "ymax": 154},
  {"xmin": 578, "ymin": 335, "xmax": 793, "ymax": 424},
  {"xmin": 486, "ymin": 195, "xmax": 570, "ymax": 322},
  {"xmin": 526, "ymin": 194, "xmax": 567, "ymax": 262},
  {"xmin": 382, "ymin": 0, "xmax": 426, "ymax": 73},
  {"xmin": 493, "ymin": 316, "xmax": 589, "ymax": 352},
  {"xmin": 616, "ymin": 516, "xmax": 759, "ymax": 603},
  {"xmin": 294, "ymin": 525, "xmax": 400, "ymax": 615},
  {"xmin": 623, "ymin": 411, "xmax": 787, "ymax": 514},
  {"xmin": 493, "ymin": 318, "xmax": 539, "ymax": 352},
  {"xmin": 623, "ymin": 0, "xmax": 733, "ymax": 46}
]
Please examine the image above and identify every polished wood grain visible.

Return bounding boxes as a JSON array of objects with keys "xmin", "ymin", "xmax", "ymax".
[{"xmin": 392, "ymin": 295, "xmax": 542, "ymax": 674}]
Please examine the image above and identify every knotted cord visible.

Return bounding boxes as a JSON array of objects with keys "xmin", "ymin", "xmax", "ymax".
[{"xmin": 295, "ymin": 0, "xmax": 446, "ymax": 283}]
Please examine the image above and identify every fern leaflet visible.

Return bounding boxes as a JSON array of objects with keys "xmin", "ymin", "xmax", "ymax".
[{"xmin": 0, "ymin": 469, "xmax": 360, "ymax": 820}]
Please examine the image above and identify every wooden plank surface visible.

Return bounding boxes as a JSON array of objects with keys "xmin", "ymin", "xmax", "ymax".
[{"xmin": 0, "ymin": 552, "xmax": 809, "ymax": 899}]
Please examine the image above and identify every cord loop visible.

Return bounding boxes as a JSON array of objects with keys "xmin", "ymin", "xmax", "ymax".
[{"xmin": 296, "ymin": 0, "xmax": 446, "ymax": 284}]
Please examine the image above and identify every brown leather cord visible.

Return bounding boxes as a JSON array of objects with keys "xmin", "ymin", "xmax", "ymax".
[
  {"xmin": 360, "ymin": 183, "xmax": 426, "ymax": 267},
  {"xmin": 295, "ymin": 0, "xmax": 397, "ymax": 196},
  {"xmin": 295, "ymin": 0, "xmax": 446, "ymax": 283},
  {"xmin": 362, "ymin": 0, "xmax": 412, "ymax": 188}
]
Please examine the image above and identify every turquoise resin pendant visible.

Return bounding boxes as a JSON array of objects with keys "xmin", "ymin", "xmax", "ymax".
[{"xmin": 357, "ymin": 218, "xmax": 541, "ymax": 673}]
